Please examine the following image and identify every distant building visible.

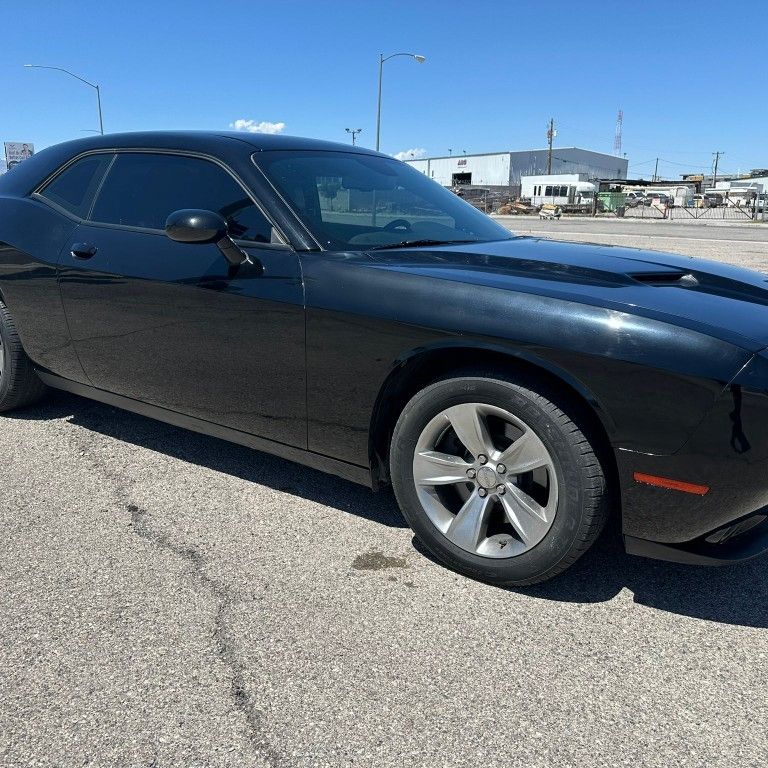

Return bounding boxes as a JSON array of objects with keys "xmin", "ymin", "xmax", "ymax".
[
  {"xmin": 406, "ymin": 148, "xmax": 627, "ymax": 193},
  {"xmin": 710, "ymin": 178, "xmax": 765, "ymax": 207},
  {"xmin": 682, "ymin": 171, "xmax": 768, "ymax": 196}
]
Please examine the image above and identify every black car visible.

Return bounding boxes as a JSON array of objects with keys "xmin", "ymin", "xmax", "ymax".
[{"xmin": 2, "ymin": 132, "xmax": 768, "ymax": 586}]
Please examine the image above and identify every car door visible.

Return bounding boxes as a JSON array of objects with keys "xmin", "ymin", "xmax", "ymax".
[{"xmin": 58, "ymin": 150, "xmax": 306, "ymax": 448}]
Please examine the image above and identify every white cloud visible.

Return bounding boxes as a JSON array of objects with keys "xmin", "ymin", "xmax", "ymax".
[
  {"xmin": 393, "ymin": 147, "xmax": 427, "ymax": 161},
  {"xmin": 230, "ymin": 119, "xmax": 286, "ymax": 134}
]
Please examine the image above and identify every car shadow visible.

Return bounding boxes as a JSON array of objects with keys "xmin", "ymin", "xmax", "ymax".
[
  {"xmin": 7, "ymin": 393, "xmax": 406, "ymax": 530},
  {"xmin": 416, "ymin": 523, "xmax": 768, "ymax": 628},
  {"xmin": 9, "ymin": 393, "xmax": 768, "ymax": 628}
]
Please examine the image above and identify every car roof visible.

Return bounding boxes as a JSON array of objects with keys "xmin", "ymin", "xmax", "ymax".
[
  {"xmin": 0, "ymin": 131, "xmax": 383, "ymax": 196},
  {"xmin": 54, "ymin": 130, "xmax": 381, "ymax": 155}
]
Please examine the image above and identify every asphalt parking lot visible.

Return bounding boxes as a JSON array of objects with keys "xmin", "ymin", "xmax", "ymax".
[
  {"xmin": 3, "ymin": 220, "xmax": 768, "ymax": 767},
  {"xmin": 496, "ymin": 215, "xmax": 768, "ymax": 272}
]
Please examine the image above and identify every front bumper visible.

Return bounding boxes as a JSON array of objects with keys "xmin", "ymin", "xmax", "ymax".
[
  {"xmin": 618, "ymin": 351, "xmax": 768, "ymax": 564},
  {"xmin": 625, "ymin": 512, "xmax": 768, "ymax": 565}
]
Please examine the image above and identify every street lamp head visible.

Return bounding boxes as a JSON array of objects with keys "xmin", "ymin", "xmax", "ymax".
[{"xmin": 413, "ymin": 55, "xmax": 426, "ymax": 63}]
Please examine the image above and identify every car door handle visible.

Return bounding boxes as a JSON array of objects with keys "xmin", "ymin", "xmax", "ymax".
[{"xmin": 70, "ymin": 243, "xmax": 97, "ymax": 260}]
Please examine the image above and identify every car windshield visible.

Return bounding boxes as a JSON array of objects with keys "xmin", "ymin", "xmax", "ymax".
[{"xmin": 254, "ymin": 150, "xmax": 514, "ymax": 250}]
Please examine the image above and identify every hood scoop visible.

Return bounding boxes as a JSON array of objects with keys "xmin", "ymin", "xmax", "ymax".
[{"xmin": 630, "ymin": 271, "xmax": 699, "ymax": 287}]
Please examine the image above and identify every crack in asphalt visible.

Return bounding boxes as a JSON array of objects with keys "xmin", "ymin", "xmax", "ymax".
[
  {"xmin": 126, "ymin": 502, "xmax": 285, "ymax": 767},
  {"xmin": 58, "ymin": 406, "xmax": 286, "ymax": 766}
]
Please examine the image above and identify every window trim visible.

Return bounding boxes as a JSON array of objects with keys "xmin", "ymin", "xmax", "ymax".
[
  {"xmin": 32, "ymin": 150, "xmax": 115, "ymax": 222},
  {"xmin": 34, "ymin": 147, "xmax": 290, "ymax": 249},
  {"xmin": 249, "ymin": 155, "xmax": 323, "ymax": 251}
]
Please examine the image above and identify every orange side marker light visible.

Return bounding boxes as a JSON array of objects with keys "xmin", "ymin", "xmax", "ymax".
[{"xmin": 633, "ymin": 472, "xmax": 709, "ymax": 496}]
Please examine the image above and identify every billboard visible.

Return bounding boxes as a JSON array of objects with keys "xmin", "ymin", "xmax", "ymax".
[{"xmin": 4, "ymin": 142, "xmax": 35, "ymax": 172}]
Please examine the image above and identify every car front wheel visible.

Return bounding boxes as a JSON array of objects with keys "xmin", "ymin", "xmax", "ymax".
[{"xmin": 390, "ymin": 373, "xmax": 609, "ymax": 585}]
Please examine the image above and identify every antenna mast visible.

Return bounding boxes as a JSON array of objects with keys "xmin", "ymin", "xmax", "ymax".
[{"xmin": 613, "ymin": 109, "xmax": 623, "ymax": 156}]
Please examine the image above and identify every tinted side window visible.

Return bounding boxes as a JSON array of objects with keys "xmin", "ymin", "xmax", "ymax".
[
  {"xmin": 39, "ymin": 153, "xmax": 113, "ymax": 218},
  {"xmin": 91, "ymin": 153, "xmax": 275, "ymax": 243}
]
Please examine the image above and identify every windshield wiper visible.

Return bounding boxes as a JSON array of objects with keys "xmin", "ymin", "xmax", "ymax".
[{"xmin": 370, "ymin": 238, "xmax": 479, "ymax": 251}]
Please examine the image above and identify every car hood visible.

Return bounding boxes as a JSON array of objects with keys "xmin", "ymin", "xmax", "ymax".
[{"xmin": 363, "ymin": 236, "xmax": 768, "ymax": 350}]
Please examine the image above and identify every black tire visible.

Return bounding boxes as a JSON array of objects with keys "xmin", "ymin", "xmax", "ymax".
[
  {"xmin": 390, "ymin": 372, "xmax": 609, "ymax": 586},
  {"xmin": 0, "ymin": 299, "xmax": 48, "ymax": 412}
]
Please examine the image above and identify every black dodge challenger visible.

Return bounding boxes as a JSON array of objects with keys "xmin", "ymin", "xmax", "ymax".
[{"xmin": 2, "ymin": 131, "xmax": 768, "ymax": 585}]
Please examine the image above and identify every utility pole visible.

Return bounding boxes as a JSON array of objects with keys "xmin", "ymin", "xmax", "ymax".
[
  {"xmin": 653, "ymin": 157, "xmax": 659, "ymax": 183},
  {"xmin": 712, "ymin": 151, "xmax": 724, "ymax": 190},
  {"xmin": 546, "ymin": 118, "xmax": 555, "ymax": 174}
]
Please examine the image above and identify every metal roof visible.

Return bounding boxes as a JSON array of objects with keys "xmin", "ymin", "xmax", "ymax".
[{"xmin": 408, "ymin": 147, "xmax": 624, "ymax": 162}]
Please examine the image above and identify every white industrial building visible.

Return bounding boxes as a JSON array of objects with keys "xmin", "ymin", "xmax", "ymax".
[
  {"xmin": 712, "ymin": 177, "xmax": 766, "ymax": 194},
  {"xmin": 710, "ymin": 177, "xmax": 766, "ymax": 208},
  {"xmin": 406, "ymin": 148, "xmax": 628, "ymax": 191}
]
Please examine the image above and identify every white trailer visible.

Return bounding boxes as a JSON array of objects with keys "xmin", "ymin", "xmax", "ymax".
[{"xmin": 521, "ymin": 174, "xmax": 596, "ymax": 206}]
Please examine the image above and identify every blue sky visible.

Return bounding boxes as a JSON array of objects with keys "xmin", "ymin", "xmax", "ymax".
[{"xmin": 3, "ymin": 0, "xmax": 766, "ymax": 179}]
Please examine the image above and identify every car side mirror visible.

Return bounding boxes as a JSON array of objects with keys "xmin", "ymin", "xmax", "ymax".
[{"xmin": 165, "ymin": 209, "xmax": 249, "ymax": 268}]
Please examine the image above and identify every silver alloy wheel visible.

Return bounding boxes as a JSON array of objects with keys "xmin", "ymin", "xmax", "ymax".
[{"xmin": 412, "ymin": 402, "xmax": 559, "ymax": 558}]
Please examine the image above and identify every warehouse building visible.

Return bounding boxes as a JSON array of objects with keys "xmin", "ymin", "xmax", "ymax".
[{"xmin": 406, "ymin": 148, "xmax": 628, "ymax": 193}]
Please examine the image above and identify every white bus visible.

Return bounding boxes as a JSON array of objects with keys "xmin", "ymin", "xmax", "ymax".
[{"xmin": 522, "ymin": 174, "xmax": 596, "ymax": 207}]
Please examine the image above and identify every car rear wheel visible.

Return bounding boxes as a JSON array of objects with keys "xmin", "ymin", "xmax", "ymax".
[
  {"xmin": 390, "ymin": 373, "xmax": 609, "ymax": 585},
  {"xmin": 0, "ymin": 299, "xmax": 48, "ymax": 412}
]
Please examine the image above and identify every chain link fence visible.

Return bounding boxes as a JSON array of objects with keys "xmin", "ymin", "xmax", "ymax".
[
  {"xmin": 454, "ymin": 185, "xmax": 766, "ymax": 221},
  {"xmin": 623, "ymin": 203, "xmax": 761, "ymax": 221}
]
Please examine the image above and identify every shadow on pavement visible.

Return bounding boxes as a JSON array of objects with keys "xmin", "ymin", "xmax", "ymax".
[
  {"xmin": 414, "ymin": 527, "xmax": 768, "ymax": 628},
  {"xmin": 8, "ymin": 393, "xmax": 406, "ymax": 530},
  {"xmin": 520, "ymin": 524, "xmax": 768, "ymax": 628},
  {"xmin": 11, "ymin": 393, "xmax": 768, "ymax": 628}
]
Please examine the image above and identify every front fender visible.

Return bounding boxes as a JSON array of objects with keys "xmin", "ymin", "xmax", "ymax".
[{"xmin": 303, "ymin": 255, "xmax": 751, "ymax": 467}]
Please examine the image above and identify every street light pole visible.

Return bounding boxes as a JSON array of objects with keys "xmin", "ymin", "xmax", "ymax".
[
  {"xmin": 345, "ymin": 128, "xmax": 363, "ymax": 146},
  {"xmin": 375, "ymin": 52, "xmax": 426, "ymax": 152},
  {"xmin": 24, "ymin": 64, "xmax": 104, "ymax": 135},
  {"xmin": 95, "ymin": 84, "xmax": 104, "ymax": 136}
]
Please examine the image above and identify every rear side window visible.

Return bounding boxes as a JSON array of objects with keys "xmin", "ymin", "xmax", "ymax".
[
  {"xmin": 90, "ymin": 152, "xmax": 276, "ymax": 243},
  {"xmin": 39, "ymin": 153, "xmax": 112, "ymax": 218}
]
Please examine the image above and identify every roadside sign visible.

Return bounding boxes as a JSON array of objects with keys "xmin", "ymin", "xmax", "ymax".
[{"xmin": 4, "ymin": 142, "xmax": 35, "ymax": 171}]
